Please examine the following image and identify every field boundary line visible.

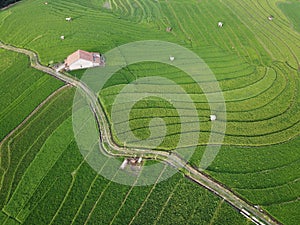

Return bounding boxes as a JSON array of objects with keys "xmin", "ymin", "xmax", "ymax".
[
  {"xmin": 0, "ymin": 85, "xmax": 70, "ymax": 198},
  {"xmin": 108, "ymin": 166, "xmax": 144, "ymax": 225},
  {"xmin": 208, "ymin": 199, "xmax": 224, "ymax": 225},
  {"xmin": 0, "ymin": 70, "xmax": 42, "ymax": 118},
  {"xmin": 50, "ymin": 139, "xmax": 105, "ymax": 225},
  {"xmin": 3, "ymin": 117, "xmax": 74, "ymax": 221},
  {"xmin": 0, "ymin": 40, "xmax": 282, "ymax": 225},
  {"xmin": 47, "ymin": 173, "xmax": 77, "ymax": 225},
  {"xmin": 164, "ymin": 0, "xmax": 189, "ymax": 38},
  {"xmin": 270, "ymin": 196, "xmax": 300, "ymax": 206},
  {"xmin": 220, "ymin": 0, "xmax": 275, "ymax": 60},
  {"xmin": 1, "ymin": 103, "xmax": 73, "ymax": 205},
  {"xmin": 185, "ymin": 189, "xmax": 209, "ymax": 224},
  {"xmin": 14, "ymin": 133, "xmax": 73, "ymax": 222},
  {"xmin": 15, "ymin": 177, "xmax": 59, "ymax": 223},
  {"xmin": 128, "ymin": 165, "xmax": 167, "ymax": 225},
  {"xmin": 153, "ymin": 177, "xmax": 183, "ymax": 225},
  {"xmin": 70, "ymin": 159, "xmax": 109, "ymax": 225},
  {"xmin": 236, "ymin": 176, "xmax": 300, "ymax": 191},
  {"xmin": 244, "ymin": 0, "xmax": 299, "ymax": 65},
  {"xmin": 83, "ymin": 163, "xmax": 126, "ymax": 225},
  {"xmin": 0, "ymin": 85, "xmax": 69, "ymax": 147}
]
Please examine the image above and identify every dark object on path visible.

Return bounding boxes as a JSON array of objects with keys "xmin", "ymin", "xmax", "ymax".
[{"xmin": 0, "ymin": 0, "xmax": 21, "ymax": 9}]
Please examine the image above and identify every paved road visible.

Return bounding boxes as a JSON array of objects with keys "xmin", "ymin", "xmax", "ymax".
[{"xmin": 0, "ymin": 41, "xmax": 282, "ymax": 225}]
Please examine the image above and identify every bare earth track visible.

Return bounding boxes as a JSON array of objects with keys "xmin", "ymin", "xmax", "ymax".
[{"xmin": 0, "ymin": 41, "xmax": 282, "ymax": 225}]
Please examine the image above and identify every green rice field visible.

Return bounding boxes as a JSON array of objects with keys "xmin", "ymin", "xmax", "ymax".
[
  {"xmin": 0, "ymin": 0, "xmax": 299, "ymax": 224},
  {"xmin": 0, "ymin": 49, "xmax": 63, "ymax": 140}
]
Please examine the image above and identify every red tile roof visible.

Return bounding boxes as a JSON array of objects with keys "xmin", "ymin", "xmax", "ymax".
[{"xmin": 65, "ymin": 50, "xmax": 101, "ymax": 66}]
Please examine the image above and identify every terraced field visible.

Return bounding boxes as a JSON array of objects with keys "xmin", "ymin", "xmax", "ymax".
[
  {"xmin": 0, "ymin": 0, "xmax": 299, "ymax": 224},
  {"xmin": 0, "ymin": 51, "xmax": 249, "ymax": 225},
  {"xmin": 0, "ymin": 49, "xmax": 63, "ymax": 140},
  {"xmin": 100, "ymin": 51, "xmax": 299, "ymax": 147},
  {"xmin": 207, "ymin": 137, "xmax": 300, "ymax": 225},
  {"xmin": 278, "ymin": 1, "xmax": 300, "ymax": 33},
  {"xmin": 0, "ymin": 86, "xmax": 75, "ymax": 222}
]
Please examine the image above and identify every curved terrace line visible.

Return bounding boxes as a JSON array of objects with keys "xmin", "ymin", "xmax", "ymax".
[{"xmin": 0, "ymin": 41, "xmax": 282, "ymax": 225}]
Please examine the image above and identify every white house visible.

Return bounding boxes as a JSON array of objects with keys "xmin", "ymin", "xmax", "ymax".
[{"xmin": 64, "ymin": 50, "xmax": 105, "ymax": 71}]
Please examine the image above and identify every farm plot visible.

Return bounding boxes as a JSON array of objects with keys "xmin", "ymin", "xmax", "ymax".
[
  {"xmin": 0, "ymin": 87, "xmax": 75, "ymax": 214},
  {"xmin": 206, "ymin": 135, "xmax": 300, "ymax": 225},
  {"xmin": 278, "ymin": 1, "xmax": 300, "ymax": 33},
  {"xmin": 95, "ymin": 1, "xmax": 299, "ymax": 224},
  {"xmin": 0, "ymin": 0, "xmax": 299, "ymax": 224},
  {"xmin": 0, "ymin": 86, "xmax": 249, "ymax": 224},
  {"xmin": 0, "ymin": 0, "xmax": 176, "ymax": 65},
  {"xmin": 100, "ymin": 60, "xmax": 299, "ymax": 147},
  {"xmin": 0, "ymin": 49, "xmax": 63, "ymax": 140},
  {"xmin": 99, "ymin": 54, "xmax": 299, "ymax": 224},
  {"xmin": 19, "ymin": 167, "xmax": 249, "ymax": 225},
  {"xmin": 0, "ymin": 86, "xmax": 91, "ymax": 224}
]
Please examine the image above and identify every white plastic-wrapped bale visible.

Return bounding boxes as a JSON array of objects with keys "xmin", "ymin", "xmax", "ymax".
[{"xmin": 210, "ymin": 115, "xmax": 217, "ymax": 121}]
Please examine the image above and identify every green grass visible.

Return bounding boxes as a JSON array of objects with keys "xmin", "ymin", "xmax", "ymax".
[
  {"xmin": 0, "ymin": 86, "xmax": 248, "ymax": 225},
  {"xmin": 31, "ymin": 170, "xmax": 248, "ymax": 225},
  {"xmin": 0, "ymin": 0, "xmax": 177, "ymax": 65},
  {"xmin": 0, "ymin": 87, "xmax": 75, "ymax": 209},
  {"xmin": 206, "ymin": 135, "xmax": 300, "ymax": 225},
  {"xmin": 0, "ymin": 49, "xmax": 63, "ymax": 140},
  {"xmin": 278, "ymin": 0, "xmax": 300, "ymax": 33},
  {"xmin": 0, "ymin": 0, "xmax": 299, "ymax": 224},
  {"xmin": 3, "ymin": 117, "xmax": 74, "ymax": 222},
  {"xmin": 100, "ymin": 60, "xmax": 299, "ymax": 147}
]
